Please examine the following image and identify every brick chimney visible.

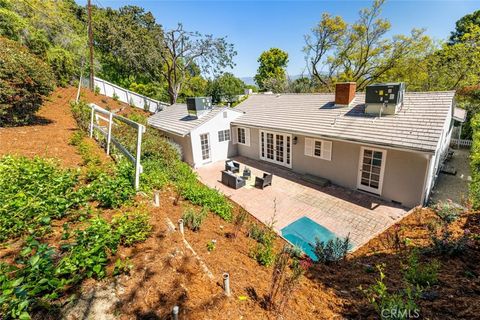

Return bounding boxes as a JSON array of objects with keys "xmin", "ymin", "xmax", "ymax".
[{"xmin": 335, "ymin": 82, "xmax": 356, "ymax": 106}]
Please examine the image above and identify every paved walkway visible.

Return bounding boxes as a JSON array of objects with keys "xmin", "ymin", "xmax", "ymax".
[
  {"xmin": 196, "ymin": 156, "xmax": 408, "ymax": 248},
  {"xmin": 430, "ymin": 148, "xmax": 471, "ymax": 206}
]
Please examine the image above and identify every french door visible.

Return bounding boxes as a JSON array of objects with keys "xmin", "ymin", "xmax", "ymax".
[
  {"xmin": 260, "ymin": 130, "xmax": 291, "ymax": 168},
  {"xmin": 357, "ymin": 147, "xmax": 386, "ymax": 194},
  {"xmin": 200, "ymin": 133, "xmax": 211, "ymax": 162}
]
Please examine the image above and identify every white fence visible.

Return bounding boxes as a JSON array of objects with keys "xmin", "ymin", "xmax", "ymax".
[
  {"xmin": 450, "ymin": 138, "xmax": 472, "ymax": 148},
  {"xmin": 89, "ymin": 103, "xmax": 145, "ymax": 190},
  {"xmin": 83, "ymin": 77, "xmax": 169, "ymax": 113}
]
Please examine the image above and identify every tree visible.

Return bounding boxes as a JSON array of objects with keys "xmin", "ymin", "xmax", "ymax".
[
  {"xmin": 207, "ymin": 73, "xmax": 245, "ymax": 104},
  {"xmin": 450, "ymin": 10, "xmax": 480, "ymax": 44},
  {"xmin": 254, "ymin": 48, "xmax": 289, "ymax": 92},
  {"xmin": 159, "ymin": 23, "xmax": 236, "ymax": 104},
  {"xmin": 304, "ymin": 0, "xmax": 430, "ymax": 91},
  {"xmin": 288, "ymin": 77, "xmax": 315, "ymax": 93},
  {"xmin": 93, "ymin": 5, "xmax": 163, "ymax": 86}
]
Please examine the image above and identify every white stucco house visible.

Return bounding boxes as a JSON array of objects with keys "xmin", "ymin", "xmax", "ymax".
[{"xmin": 147, "ymin": 83, "xmax": 464, "ymax": 208}]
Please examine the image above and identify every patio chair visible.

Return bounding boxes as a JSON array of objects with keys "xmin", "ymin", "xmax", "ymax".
[
  {"xmin": 225, "ymin": 160, "xmax": 240, "ymax": 174},
  {"xmin": 222, "ymin": 170, "xmax": 246, "ymax": 189},
  {"xmin": 255, "ymin": 172, "xmax": 273, "ymax": 189}
]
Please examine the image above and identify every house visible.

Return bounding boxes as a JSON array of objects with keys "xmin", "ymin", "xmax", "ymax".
[
  {"xmin": 148, "ymin": 83, "xmax": 462, "ymax": 208},
  {"xmin": 148, "ymin": 98, "xmax": 243, "ymax": 167}
]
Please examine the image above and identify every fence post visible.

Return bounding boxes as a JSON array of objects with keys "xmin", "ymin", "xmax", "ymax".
[
  {"xmin": 106, "ymin": 112, "xmax": 113, "ymax": 155},
  {"xmin": 89, "ymin": 106, "xmax": 95, "ymax": 138},
  {"xmin": 134, "ymin": 124, "xmax": 145, "ymax": 190}
]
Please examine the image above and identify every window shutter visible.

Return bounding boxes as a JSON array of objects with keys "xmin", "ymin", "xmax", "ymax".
[
  {"xmin": 245, "ymin": 128, "xmax": 251, "ymax": 146},
  {"xmin": 305, "ymin": 138, "xmax": 313, "ymax": 156},
  {"xmin": 321, "ymin": 140, "xmax": 332, "ymax": 161},
  {"xmin": 232, "ymin": 126, "xmax": 238, "ymax": 144}
]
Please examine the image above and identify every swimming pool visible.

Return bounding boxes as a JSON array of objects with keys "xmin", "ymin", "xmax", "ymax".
[{"xmin": 281, "ymin": 216, "xmax": 348, "ymax": 260}]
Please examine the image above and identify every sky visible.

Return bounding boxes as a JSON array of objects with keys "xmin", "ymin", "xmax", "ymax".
[{"xmin": 76, "ymin": 0, "xmax": 480, "ymax": 79}]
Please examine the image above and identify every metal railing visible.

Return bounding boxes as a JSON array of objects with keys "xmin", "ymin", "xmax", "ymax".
[
  {"xmin": 450, "ymin": 138, "xmax": 472, "ymax": 148},
  {"xmin": 89, "ymin": 103, "xmax": 145, "ymax": 190}
]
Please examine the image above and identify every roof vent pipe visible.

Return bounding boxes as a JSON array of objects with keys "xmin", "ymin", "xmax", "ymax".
[{"xmin": 334, "ymin": 82, "xmax": 356, "ymax": 107}]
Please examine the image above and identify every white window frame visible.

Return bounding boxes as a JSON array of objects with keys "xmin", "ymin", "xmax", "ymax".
[
  {"xmin": 304, "ymin": 137, "xmax": 332, "ymax": 161},
  {"xmin": 235, "ymin": 126, "xmax": 250, "ymax": 146},
  {"xmin": 218, "ymin": 129, "xmax": 230, "ymax": 142},
  {"xmin": 356, "ymin": 146, "xmax": 387, "ymax": 195}
]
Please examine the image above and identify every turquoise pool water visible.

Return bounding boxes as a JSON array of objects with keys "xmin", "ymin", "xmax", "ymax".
[{"xmin": 281, "ymin": 216, "xmax": 344, "ymax": 260}]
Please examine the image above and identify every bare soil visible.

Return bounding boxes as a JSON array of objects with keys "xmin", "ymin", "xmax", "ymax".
[{"xmin": 1, "ymin": 87, "xmax": 479, "ymax": 320}]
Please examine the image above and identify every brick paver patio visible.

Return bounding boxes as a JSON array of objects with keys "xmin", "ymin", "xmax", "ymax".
[{"xmin": 196, "ymin": 156, "xmax": 409, "ymax": 249}]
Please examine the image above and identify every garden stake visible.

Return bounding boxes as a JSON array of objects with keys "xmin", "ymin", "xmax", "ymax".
[
  {"xmin": 178, "ymin": 219, "xmax": 184, "ymax": 235},
  {"xmin": 223, "ymin": 273, "xmax": 231, "ymax": 297},
  {"xmin": 172, "ymin": 305, "xmax": 179, "ymax": 320},
  {"xmin": 153, "ymin": 191, "xmax": 160, "ymax": 207}
]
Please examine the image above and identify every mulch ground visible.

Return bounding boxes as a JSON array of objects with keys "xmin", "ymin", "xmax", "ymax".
[{"xmin": 1, "ymin": 87, "xmax": 479, "ymax": 320}]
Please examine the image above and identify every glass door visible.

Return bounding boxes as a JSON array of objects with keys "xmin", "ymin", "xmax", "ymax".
[
  {"xmin": 200, "ymin": 133, "xmax": 211, "ymax": 162},
  {"xmin": 357, "ymin": 147, "xmax": 386, "ymax": 194},
  {"xmin": 260, "ymin": 131, "xmax": 291, "ymax": 168}
]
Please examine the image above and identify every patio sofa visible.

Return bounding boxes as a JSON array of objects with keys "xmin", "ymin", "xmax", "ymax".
[
  {"xmin": 225, "ymin": 160, "xmax": 240, "ymax": 173},
  {"xmin": 255, "ymin": 173, "xmax": 273, "ymax": 189},
  {"xmin": 222, "ymin": 170, "xmax": 246, "ymax": 189}
]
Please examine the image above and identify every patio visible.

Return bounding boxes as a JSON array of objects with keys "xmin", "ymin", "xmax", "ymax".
[{"xmin": 196, "ymin": 156, "xmax": 409, "ymax": 249}]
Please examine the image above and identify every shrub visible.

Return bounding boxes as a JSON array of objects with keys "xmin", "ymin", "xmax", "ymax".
[
  {"xmin": 112, "ymin": 92, "xmax": 119, "ymax": 101},
  {"xmin": 311, "ymin": 235, "xmax": 351, "ymax": 264},
  {"xmin": 182, "ymin": 207, "xmax": 208, "ymax": 231},
  {"xmin": 112, "ymin": 211, "xmax": 152, "ymax": 246},
  {"xmin": 403, "ymin": 250, "xmax": 440, "ymax": 288},
  {"xmin": 0, "ymin": 156, "xmax": 80, "ymax": 241},
  {"xmin": 428, "ymin": 225, "xmax": 469, "ymax": 256},
  {"xmin": 248, "ymin": 223, "xmax": 276, "ymax": 246},
  {"xmin": 46, "ymin": 46, "xmax": 77, "ymax": 87},
  {"xmin": 362, "ymin": 265, "xmax": 421, "ymax": 320},
  {"xmin": 250, "ymin": 242, "xmax": 275, "ymax": 267},
  {"xmin": 0, "ymin": 37, "xmax": 55, "ymax": 126},
  {"xmin": 432, "ymin": 200, "xmax": 461, "ymax": 223},
  {"xmin": 70, "ymin": 100, "xmax": 91, "ymax": 132}
]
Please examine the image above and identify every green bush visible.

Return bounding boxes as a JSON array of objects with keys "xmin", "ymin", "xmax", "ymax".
[
  {"xmin": 70, "ymin": 100, "xmax": 91, "ymax": 132},
  {"xmin": 362, "ymin": 265, "xmax": 421, "ymax": 320},
  {"xmin": 0, "ymin": 156, "xmax": 80, "ymax": 241},
  {"xmin": 112, "ymin": 211, "xmax": 152, "ymax": 246},
  {"xmin": 85, "ymin": 161, "xmax": 136, "ymax": 208},
  {"xmin": 311, "ymin": 235, "xmax": 351, "ymax": 264},
  {"xmin": 470, "ymin": 113, "xmax": 480, "ymax": 209},
  {"xmin": 250, "ymin": 242, "xmax": 275, "ymax": 267},
  {"xmin": 403, "ymin": 250, "xmax": 440, "ymax": 288},
  {"xmin": 182, "ymin": 207, "xmax": 208, "ymax": 231},
  {"xmin": 432, "ymin": 200, "xmax": 461, "ymax": 223},
  {"xmin": 0, "ymin": 8, "xmax": 26, "ymax": 41},
  {"xmin": 248, "ymin": 223, "xmax": 276, "ymax": 245},
  {"xmin": 0, "ymin": 37, "xmax": 55, "ymax": 126},
  {"xmin": 46, "ymin": 46, "xmax": 77, "ymax": 87}
]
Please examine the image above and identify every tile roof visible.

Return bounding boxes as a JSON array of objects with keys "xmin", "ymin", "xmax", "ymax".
[
  {"xmin": 233, "ymin": 92, "xmax": 455, "ymax": 153},
  {"xmin": 147, "ymin": 104, "xmax": 242, "ymax": 136}
]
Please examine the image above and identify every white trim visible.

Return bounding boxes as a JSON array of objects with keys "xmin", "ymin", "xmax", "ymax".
[
  {"xmin": 304, "ymin": 137, "xmax": 332, "ymax": 161},
  {"xmin": 259, "ymin": 130, "xmax": 292, "ymax": 168},
  {"xmin": 356, "ymin": 146, "xmax": 387, "ymax": 195}
]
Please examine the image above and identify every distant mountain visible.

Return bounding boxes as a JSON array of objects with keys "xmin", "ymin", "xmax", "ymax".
[{"xmin": 240, "ymin": 74, "xmax": 304, "ymax": 86}]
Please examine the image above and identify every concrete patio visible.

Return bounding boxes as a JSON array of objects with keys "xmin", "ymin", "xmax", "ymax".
[{"xmin": 196, "ymin": 156, "xmax": 409, "ymax": 249}]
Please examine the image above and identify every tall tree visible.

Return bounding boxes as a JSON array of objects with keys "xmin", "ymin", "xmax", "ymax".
[
  {"xmin": 449, "ymin": 10, "xmax": 480, "ymax": 44},
  {"xmin": 254, "ymin": 48, "xmax": 289, "ymax": 92},
  {"xmin": 304, "ymin": 0, "xmax": 429, "ymax": 91},
  {"xmin": 159, "ymin": 23, "xmax": 236, "ymax": 104},
  {"xmin": 93, "ymin": 5, "xmax": 163, "ymax": 86}
]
